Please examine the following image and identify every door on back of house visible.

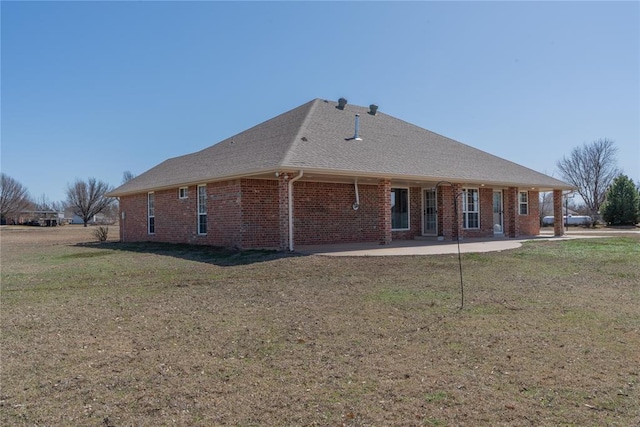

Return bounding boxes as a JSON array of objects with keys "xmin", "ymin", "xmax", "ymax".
[
  {"xmin": 493, "ymin": 190, "xmax": 504, "ymax": 234},
  {"xmin": 423, "ymin": 189, "xmax": 437, "ymax": 235}
]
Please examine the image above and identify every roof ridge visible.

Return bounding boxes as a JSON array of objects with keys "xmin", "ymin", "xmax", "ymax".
[{"xmin": 280, "ymin": 98, "xmax": 322, "ymax": 167}]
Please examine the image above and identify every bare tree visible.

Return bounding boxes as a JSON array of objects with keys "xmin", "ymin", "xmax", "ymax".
[
  {"xmin": 66, "ymin": 178, "xmax": 114, "ymax": 227},
  {"xmin": 33, "ymin": 193, "xmax": 51, "ymax": 211},
  {"xmin": 50, "ymin": 200, "xmax": 66, "ymax": 213},
  {"xmin": 556, "ymin": 138, "xmax": 619, "ymax": 217},
  {"xmin": 1, "ymin": 173, "xmax": 32, "ymax": 224},
  {"xmin": 122, "ymin": 170, "xmax": 136, "ymax": 184}
]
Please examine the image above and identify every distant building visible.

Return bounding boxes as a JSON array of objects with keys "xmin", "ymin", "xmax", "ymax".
[{"xmin": 6, "ymin": 210, "xmax": 64, "ymax": 226}]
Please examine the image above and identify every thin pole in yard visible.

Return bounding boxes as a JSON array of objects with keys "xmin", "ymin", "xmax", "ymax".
[{"xmin": 435, "ymin": 181, "xmax": 464, "ymax": 311}]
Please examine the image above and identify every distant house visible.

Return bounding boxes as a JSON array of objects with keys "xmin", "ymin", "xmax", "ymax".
[
  {"xmin": 107, "ymin": 98, "xmax": 574, "ymax": 250},
  {"xmin": 7, "ymin": 210, "xmax": 63, "ymax": 226},
  {"xmin": 64, "ymin": 208, "xmax": 106, "ymax": 225},
  {"xmin": 64, "ymin": 208, "xmax": 86, "ymax": 224}
]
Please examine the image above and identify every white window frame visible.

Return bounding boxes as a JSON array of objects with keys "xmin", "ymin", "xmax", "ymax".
[
  {"xmin": 519, "ymin": 191, "xmax": 529, "ymax": 215},
  {"xmin": 178, "ymin": 187, "xmax": 188, "ymax": 199},
  {"xmin": 391, "ymin": 187, "xmax": 410, "ymax": 231},
  {"xmin": 462, "ymin": 188, "xmax": 480, "ymax": 229},
  {"xmin": 197, "ymin": 184, "xmax": 207, "ymax": 235},
  {"xmin": 147, "ymin": 192, "xmax": 155, "ymax": 234}
]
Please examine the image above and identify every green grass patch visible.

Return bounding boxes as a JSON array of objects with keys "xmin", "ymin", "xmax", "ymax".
[{"xmin": 424, "ymin": 391, "xmax": 450, "ymax": 403}]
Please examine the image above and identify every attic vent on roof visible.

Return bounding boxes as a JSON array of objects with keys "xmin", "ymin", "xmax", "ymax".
[
  {"xmin": 337, "ymin": 98, "xmax": 348, "ymax": 110},
  {"xmin": 368, "ymin": 104, "xmax": 378, "ymax": 115}
]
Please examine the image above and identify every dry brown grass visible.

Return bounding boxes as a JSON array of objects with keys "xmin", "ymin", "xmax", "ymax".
[{"xmin": 1, "ymin": 225, "xmax": 639, "ymax": 426}]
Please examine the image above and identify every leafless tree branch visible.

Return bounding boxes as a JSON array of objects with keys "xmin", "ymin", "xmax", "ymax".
[
  {"xmin": 556, "ymin": 138, "xmax": 619, "ymax": 216},
  {"xmin": 66, "ymin": 178, "xmax": 114, "ymax": 227},
  {"xmin": 0, "ymin": 173, "xmax": 32, "ymax": 223}
]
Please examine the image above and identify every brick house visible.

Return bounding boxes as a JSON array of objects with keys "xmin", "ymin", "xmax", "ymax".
[{"xmin": 107, "ymin": 98, "xmax": 573, "ymax": 250}]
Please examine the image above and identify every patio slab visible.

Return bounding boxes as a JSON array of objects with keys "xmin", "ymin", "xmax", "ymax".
[
  {"xmin": 295, "ymin": 228, "xmax": 638, "ymax": 257},
  {"xmin": 295, "ymin": 235, "xmax": 559, "ymax": 257}
]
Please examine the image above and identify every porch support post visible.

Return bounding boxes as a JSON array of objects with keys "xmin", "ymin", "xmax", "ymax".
[
  {"xmin": 553, "ymin": 189, "xmax": 565, "ymax": 236},
  {"xmin": 437, "ymin": 188, "xmax": 444, "ymax": 238},
  {"xmin": 378, "ymin": 179, "xmax": 392, "ymax": 245},
  {"xmin": 452, "ymin": 184, "xmax": 463, "ymax": 240},
  {"xmin": 505, "ymin": 187, "xmax": 518, "ymax": 238},
  {"xmin": 439, "ymin": 183, "xmax": 462, "ymax": 240},
  {"xmin": 278, "ymin": 172, "xmax": 292, "ymax": 250}
]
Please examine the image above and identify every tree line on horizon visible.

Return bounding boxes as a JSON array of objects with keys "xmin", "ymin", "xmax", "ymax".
[{"xmin": 0, "ymin": 171, "xmax": 135, "ymax": 227}]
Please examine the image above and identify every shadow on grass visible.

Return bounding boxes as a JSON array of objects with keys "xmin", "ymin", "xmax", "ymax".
[{"xmin": 74, "ymin": 241, "xmax": 305, "ymax": 266}]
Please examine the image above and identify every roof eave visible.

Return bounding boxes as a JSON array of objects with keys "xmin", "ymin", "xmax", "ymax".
[
  {"xmin": 106, "ymin": 169, "xmax": 282, "ymax": 197},
  {"xmin": 106, "ymin": 167, "xmax": 576, "ymax": 198}
]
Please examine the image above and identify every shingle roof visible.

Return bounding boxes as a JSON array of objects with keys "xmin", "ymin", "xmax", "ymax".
[{"xmin": 108, "ymin": 98, "xmax": 573, "ymax": 196}]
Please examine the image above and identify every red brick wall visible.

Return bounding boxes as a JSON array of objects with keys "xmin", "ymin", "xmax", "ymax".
[
  {"xmin": 293, "ymin": 181, "xmax": 381, "ymax": 245},
  {"xmin": 504, "ymin": 187, "xmax": 518, "ymax": 238},
  {"xmin": 440, "ymin": 184, "xmax": 462, "ymax": 239},
  {"xmin": 119, "ymin": 183, "xmax": 244, "ymax": 247},
  {"xmin": 553, "ymin": 189, "xmax": 564, "ymax": 236},
  {"xmin": 206, "ymin": 181, "xmax": 243, "ymax": 248},
  {"xmin": 240, "ymin": 179, "xmax": 280, "ymax": 248},
  {"xmin": 519, "ymin": 190, "xmax": 540, "ymax": 236},
  {"xmin": 503, "ymin": 188, "xmax": 540, "ymax": 237},
  {"xmin": 118, "ymin": 178, "xmax": 542, "ymax": 250},
  {"xmin": 119, "ymin": 193, "xmax": 151, "ymax": 242},
  {"xmin": 378, "ymin": 179, "xmax": 391, "ymax": 244},
  {"xmin": 277, "ymin": 173, "xmax": 291, "ymax": 250},
  {"xmin": 153, "ymin": 186, "xmax": 197, "ymax": 243}
]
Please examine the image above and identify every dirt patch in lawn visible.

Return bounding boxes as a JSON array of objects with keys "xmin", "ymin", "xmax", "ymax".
[{"xmin": 1, "ymin": 226, "xmax": 639, "ymax": 426}]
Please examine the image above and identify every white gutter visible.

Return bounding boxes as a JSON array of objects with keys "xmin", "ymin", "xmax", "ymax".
[{"xmin": 288, "ymin": 170, "xmax": 304, "ymax": 251}]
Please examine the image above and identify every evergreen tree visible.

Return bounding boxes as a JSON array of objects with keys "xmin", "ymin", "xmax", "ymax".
[{"xmin": 601, "ymin": 175, "xmax": 639, "ymax": 225}]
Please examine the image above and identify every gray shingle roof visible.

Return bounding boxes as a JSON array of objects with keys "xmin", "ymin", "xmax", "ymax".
[{"xmin": 108, "ymin": 98, "xmax": 573, "ymax": 196}]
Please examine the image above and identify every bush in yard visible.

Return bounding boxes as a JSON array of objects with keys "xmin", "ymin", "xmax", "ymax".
[
  {"xmin": 601, "ymin": 175, "xmax": 639, "ymax": 225},
  {"xmin": 93, "ymin": 226, "xmax": 109, "ymax": 242}
]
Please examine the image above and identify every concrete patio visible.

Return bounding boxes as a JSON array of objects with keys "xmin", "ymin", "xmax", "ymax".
[{"xmin": 295, "ymin": 228, "xmax": 637, "ymax": 256}]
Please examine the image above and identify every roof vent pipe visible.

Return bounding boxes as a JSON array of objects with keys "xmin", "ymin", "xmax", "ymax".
[
  {"xmin": 353, "ymin": 114, "xmax": 362, "ymax": 141},
  {"xmin": 368, "ymin": 104, "xmax": 378, "ymax": 115},
  {"xmin": 337, "ymin": 98, "xmax": 347, "ymax": 110}
]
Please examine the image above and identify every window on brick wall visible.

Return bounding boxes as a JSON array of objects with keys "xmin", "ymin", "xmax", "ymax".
[
  {"xmin": 462, "ymin": 188, "xmax": 479, "ymax": 229},
  {"xmin": 147, "ymin": 192, "xmax": 155, "ymax": 234},
  {"xmin": 391, "ymin": 188, "xmax": 409, "ymax": 230},
  {"xmin": 179, "ymin": 187, "xmax": 188, "ymax": 199},
  {"xmin": 197, "ymin": 185, "xmax": 207, "ymax": 235},
  {"xmin": 519, "ymin": 191, "xmax": 529, "ymax": 215}
]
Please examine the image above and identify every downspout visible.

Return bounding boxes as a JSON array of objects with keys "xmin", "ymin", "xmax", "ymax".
[
  {"xmin": 288, "ymin": 170, "xmax": 304, "ymax": 251},
  {"xmin": 121, "ymin": 208, "xmax": 125, "ymax": 242},
  {"xmin": 353, "ymin": 178, "xmax": 360, "ymax": 210}
]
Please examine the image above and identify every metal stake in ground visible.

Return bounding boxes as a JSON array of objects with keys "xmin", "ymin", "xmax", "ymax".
[{"xmin": 434, "ymin": 181, "xmax": 464, "ymax": 311}]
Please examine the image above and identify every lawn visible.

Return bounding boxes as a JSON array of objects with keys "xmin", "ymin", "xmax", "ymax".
[{"xmin": 1, "ymin": 226, "xmax": 639, "ymax": 426}]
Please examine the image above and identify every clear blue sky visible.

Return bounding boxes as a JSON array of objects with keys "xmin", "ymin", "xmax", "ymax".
[{"xmin": 2, "ymin": 1, "xmax": 638, "ymax": 204}]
